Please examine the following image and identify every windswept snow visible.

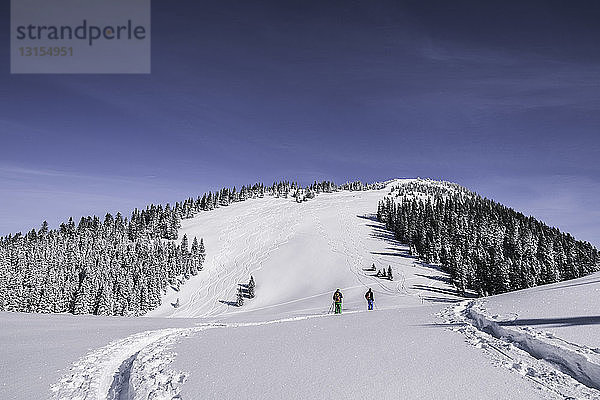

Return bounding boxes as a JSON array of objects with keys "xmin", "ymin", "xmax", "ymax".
[{"xmin": 2, "ymin": 180, "xmax": 599, "ymax": 399}]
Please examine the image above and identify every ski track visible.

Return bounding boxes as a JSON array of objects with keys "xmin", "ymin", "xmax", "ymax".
[
  {"xmin": 50, "ymin": 310, "xmax": 375, "ymax": 400},
  {"xmin": 168, "ymin": 190, "xmax": 418, "ymax": 319},
  {"xmin": 50, "ymin": 328, "xmax": 183, "ymax": 400},
  {"xmin": 52, "ymin": 185, "xmax": 584, "ymax": 400},
  {"xmin": 50, "ymin": 189, "xmax": 423, "ymax": 400},
  {"xmin": 167, "ymin": 200, "xmax": 302, "ymax": 318},
  {"xmin": 440, "ymin": 301, "xmax": 600, "ymax": 399},
  {"xmin": 315, "ymin": 197, "xmax": 425, "ymax": 304},
  {"xmin": 313, "ymin": 197, "xmax": 397, "ymax": 300}
]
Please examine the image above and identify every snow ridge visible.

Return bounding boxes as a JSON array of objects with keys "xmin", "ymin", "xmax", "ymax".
[
  {"xmin": 467, "ymin": 303, "xmax": 600, "ymax": 391},
  {"xmin": 442, "ymin": 301, "xmax": 600, "ymax": 399}
]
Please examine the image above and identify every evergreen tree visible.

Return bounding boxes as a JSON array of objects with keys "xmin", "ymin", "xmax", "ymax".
[
  {"xmin": 377, "ymin": 179, "xmax": 600, "ymax": 296},
  {"xmin": 0, "ymin": 178, "xmax": 410, "ymax": 316},
  {"xmin": 236, "ymin": 287, "xmax": 244, "ymax": 306},
  {"xmin": 248, "ymin": 276, "xmax": 255, "ymax": 298}
]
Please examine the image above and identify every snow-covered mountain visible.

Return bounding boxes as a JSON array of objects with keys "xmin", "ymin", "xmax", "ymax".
[
  {"xmin": 146, "ymin": 178, "xmax": 458, "ymax": 320},
  {"xmin": 1, "ymin": 179, "xmax": 600, "ymax": 399}
]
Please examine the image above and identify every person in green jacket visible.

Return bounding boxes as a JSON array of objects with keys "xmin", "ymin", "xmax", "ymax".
[{"xmin": 333, "ymin": 289, "xmax": 343, "ymax": 314}]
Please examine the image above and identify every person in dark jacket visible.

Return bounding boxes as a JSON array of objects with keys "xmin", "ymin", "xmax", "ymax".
[
  {"xmin": 333, "ymin": 289, "xmax": 343, "ymax": 314},
  {"xmin": 365, "ymin": 288, "xmax": 374, "ymax": 310}
]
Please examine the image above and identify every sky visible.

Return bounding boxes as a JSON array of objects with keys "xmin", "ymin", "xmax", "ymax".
[{"xmin": 1, "ymin": 1, "xmax": 599, "ymax": 247}]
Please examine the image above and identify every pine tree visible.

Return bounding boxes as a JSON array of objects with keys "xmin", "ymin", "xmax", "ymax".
[
  {"xmin": 377, "ymin": 179, "xmax": 600, "ymax": 297},
  {"xmin": 236, "ymin": 287, "xmax": 244, "ymax": 306},
  {"xmin": 190, "ymin": 237, "xmax": 200, "ymax": 275},
  {"xmin": 181, "ymin": 234, "xmax": 189, "ymax": 254},
  {"xmin": 248, "ymin": 276, "xmax": 255, "ymax": 298},
  {"xmin": 198, "ymin": 239, "xmax": 206, "ymax": 267}
]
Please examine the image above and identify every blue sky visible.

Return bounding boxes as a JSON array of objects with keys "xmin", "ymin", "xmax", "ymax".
[{"xmin": 1, "ymin": 1, "xmax": 599, "ymax": 247}]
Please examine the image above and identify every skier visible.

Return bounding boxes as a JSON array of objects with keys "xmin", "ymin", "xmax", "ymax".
[
  {"xmin": 365, "ymin": 288, "xmax": 374, "ymax": 310},
  {"xmin": 333, "ymin": 289, "xmax": 343, "ymax": 314}
]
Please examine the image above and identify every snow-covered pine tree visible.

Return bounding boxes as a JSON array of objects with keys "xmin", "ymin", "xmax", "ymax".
[
  {"xmin": 236, "ymin": 287, "xmax": 244, "ymax": 306},
  {"xmin": 377, "ymin": 179, "xmax": 600, "ymax": 296},
  {"xmin": 248, "ymin": 276, "xmax": 255, "ymax": 298},
  {"xmin": 181, "ymin": 234, "xmax": 191, "ymax": 278},
  {"xmin": 190, "ymin": 237, "xmax": 200, "ymax": 275},
  {"xmin": 198, "ymin": 239, "xmax": 206, "ymax": 267}
]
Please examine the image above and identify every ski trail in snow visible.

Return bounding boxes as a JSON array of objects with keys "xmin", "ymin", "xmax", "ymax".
[
  {"xmin": 50, "ymin": 185, "xmax": 471, "ymax": 399},
  {"xmin": 149, "ymin": 183, "xmax": 462, "ymax": 320},
  {"xmin": 311, "ymin": 196, "xmax": 427, "ymax": 305},
  {"xmin": 223, "ymin": 284, "xmax": 366, "ymax": 315},
  {"xmin": 440, "ymin": 301, "xmax": 600, "ymax": 399},
  {"xmin": 163, "ymin": 200, "xmax": 303, "ymax": 318},
  {"xmin": 50, "ymin": 328, "xmax": 182, "ymax": 400},
  {"xmin": 50, "ymin": 310, "xmax": 373, "ymax": 400},
  {"xmin": 312, "ymin": 200, "xmax": 392, "ymax": 298}
]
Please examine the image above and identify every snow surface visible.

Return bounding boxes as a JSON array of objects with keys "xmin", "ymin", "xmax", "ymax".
[
  {"xmin": 1, "ymin": 179, "xmax": 598, "ymax": 399},
  {"xmin": 444, "ymin": 272, "xmax": 600, "ymax": 398},
  {"xmin": 147, "ymin": 179, "xmax": 454, "ymax": 320}
]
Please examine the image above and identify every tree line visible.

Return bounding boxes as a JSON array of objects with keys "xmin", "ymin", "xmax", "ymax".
[
  {"xmin": 0, "ymin": 179, "xmax": 374, "ymax": 315},
  {"xmin": 377, "ymin": 179, "xmax": 599, "ymax": 296}
]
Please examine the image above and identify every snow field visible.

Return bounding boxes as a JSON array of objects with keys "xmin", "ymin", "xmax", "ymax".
[
  {"xmin": 148, "ymin": 181, "xmax": 460, "ymax": 321},
  {"xmin": 46, "ymin": 182, "xmax": 474, "ymax": 400},
  {"xmin": 171, "ymin": 305, "xmax": 546, "ymax": 400},
  {"xmin": 442, "ymin": 294, "xmax": 600, "ymax": 399},
  {"xmin": 5, "ymin": 180, "xmax": 598, "ymax": 399}
]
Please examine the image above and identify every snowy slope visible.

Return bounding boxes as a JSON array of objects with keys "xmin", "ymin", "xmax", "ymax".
[
  {"xmin": 171, "ymin": 305, "xmax": 544, "ymax": 400},
  {"xmin": 476, "ymin": 272, "xmax": 600, "ymax": 351},
  {"xmin": 147, "ymin": 180, "xmax": 459, "ymax": 320},
  {"xmin": 1, "ymin": 179, "xmax": 599, "ymax": 400},
  {"xmin": 446, "ymin": 272, "xmax": 600, "ymax": 397}
]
